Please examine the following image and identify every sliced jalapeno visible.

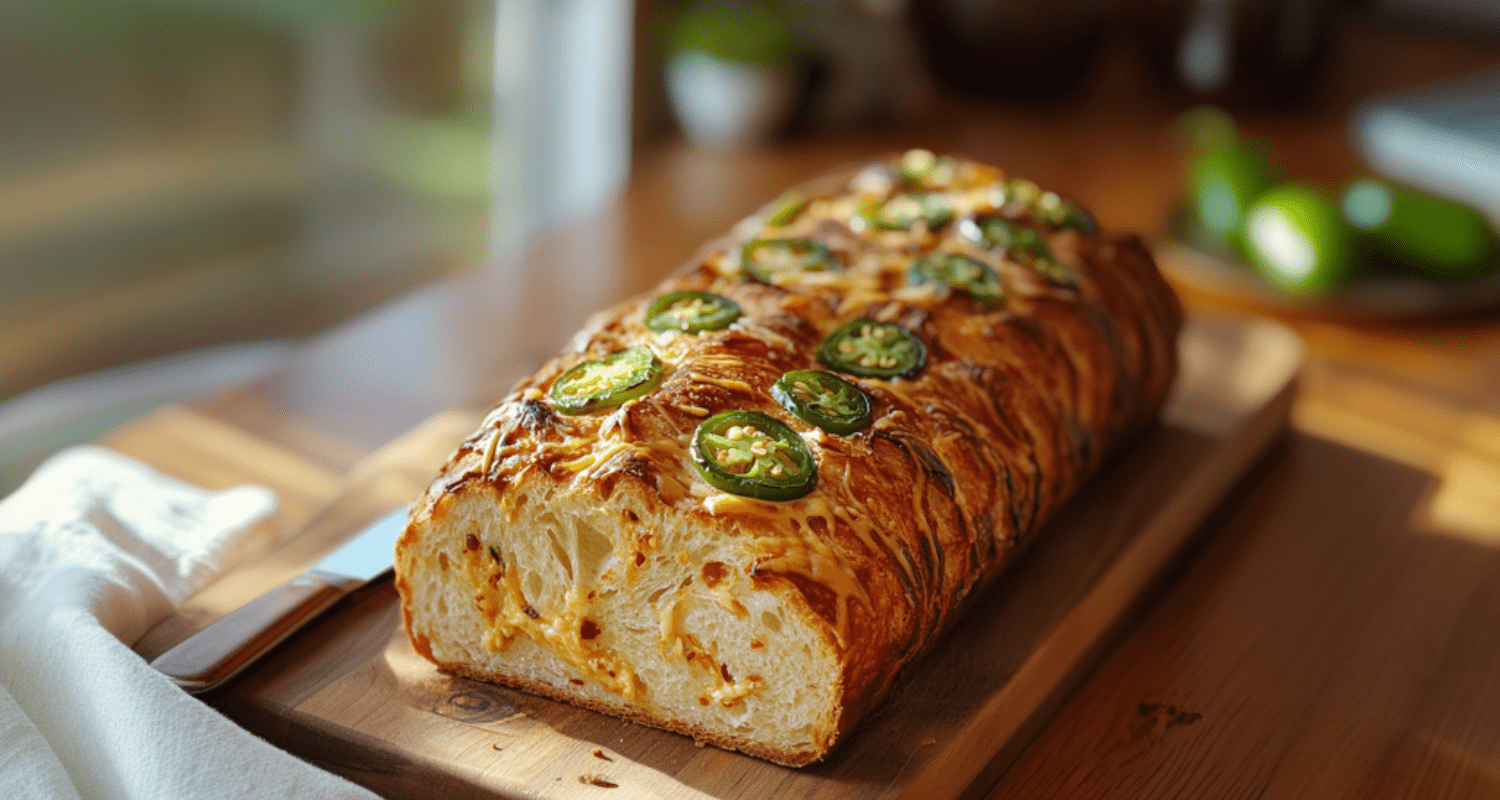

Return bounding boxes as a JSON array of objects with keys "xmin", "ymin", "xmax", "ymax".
[
  {"xmin": 766, "ymin": 193, "xmax": 808, "ymax": 227},
  {"xmin": 772, "ymin": 370, "xmax": 872, "ymax": 435},
  {"xmin": 860, "ymin": 192, "xmax": 954, "ymax": 231},
  {"xmin": 907, "ymin": 253, "xmax": 1005, "ymax": 307},
  {"xmin": 646, "ymin": 290, "xmax": 740, "ymax": 333},
  {"xmin": 897, "ymin": 149, "xmax": 957, "ymax": 189},
  {"xmin": 1001, "ymin": 178, "xmax": 1096, "ymax": 233},
  {"xmin": 964, "ymin": 214, "xmax": 1042, "ymax": 254},
  {"xmin": 817, "ymin": 318, "xmax": 926, "ymax": 379},
  {"xmin": 1006, "ymin": 178, "xmax": 1043, "ymax": 208},
  {"xmin": 692, "ymin": 411, "xmax": 817, "ymax": 501},
  {"xmin": 550, "ymin": 347, "xmax": 664, "ymax": 414},
  {"xmin": 1033, "ymin": 191, "xmax": 1097, "ymax": 233},
  {"xmin": 741, "ymin": 238, "xmax": 836, "ymax": 282},
  {"xmin": 962, "ymin": 215, "xmax": 1078, "ymax": 288},
  {"xmin": 1031, "ymin": 258, "xmax": 1079, "ymax": 287}
]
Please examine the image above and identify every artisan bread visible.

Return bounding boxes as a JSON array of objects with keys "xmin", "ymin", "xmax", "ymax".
[{"xmin": 394, "ymin": 151, "xmax": 1182, "ymax": 766}]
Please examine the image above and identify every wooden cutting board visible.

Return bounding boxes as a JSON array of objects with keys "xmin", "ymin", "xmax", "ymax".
[{"xmin": 145, "ymin": 311, "xmax": 1301, "ymax": 800}]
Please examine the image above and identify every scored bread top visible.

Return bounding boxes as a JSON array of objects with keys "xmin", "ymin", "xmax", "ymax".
[{"xmin": 399, "ymin": 150, "xmax": 1182, "ymax": 762}]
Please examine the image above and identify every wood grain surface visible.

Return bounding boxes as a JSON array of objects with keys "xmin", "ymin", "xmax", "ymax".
[
  {"xmin": 989, "ymin": 433, "xmax": 1500, "ymax": 800},
  {"xmin": 112, "ymin": 313, "xmax": 1299, "ymax": 799}
]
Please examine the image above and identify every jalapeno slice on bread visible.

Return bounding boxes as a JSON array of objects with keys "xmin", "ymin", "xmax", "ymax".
[
  {"xmin": 897, "ymin": 149, "xmax": 958, "ymax": 190},
  {"xmin": 692, "ymin": 411, "xmax": 817, "ymax": 501},
  {"xmin": 860, "ymin": 192, "xmax": 954, "ymax": 231},
  {"xmin": 1033, "ymin": 190, "xmax": 1097, "ymax": 233},
  {"xmin": 907, "ymin": 253, "xmax": 1005, "ymax": 307},
  {"xmin": 550, "ymin": 347, "xmax": 664, "ymax": 414},
  {"xmin": 741, "ymin": 238, "xmax": 837, "ymax": 282},
  {"xmin": 646, "ymin": 291, "xmax": 741, "ymax": 333},
  {"xmin": 766, "ymin": 193, "xmax": 808, "ymax": 227},
  {"xmin": 817, "ymin": 319, "xmax": 926, "ymax": 379},
  {"xmin": 962, "ymin": 215, "xmax": 1078, "ymax": 287},
  {"xmin": 772, "ymin": 370, "xmax": 873, "ymax": 435}
]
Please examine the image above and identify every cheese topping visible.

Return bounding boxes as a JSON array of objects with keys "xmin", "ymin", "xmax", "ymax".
[{"xmin": 447, "ymin": 149, "xmax": 1105, "ymax": 702}]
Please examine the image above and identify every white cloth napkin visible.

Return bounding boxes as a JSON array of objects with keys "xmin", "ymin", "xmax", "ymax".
[{"xmin": 0, "ymin": 446, "xmax": 379, "ymax": 800}]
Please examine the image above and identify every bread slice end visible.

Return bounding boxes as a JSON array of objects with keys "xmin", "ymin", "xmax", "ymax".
[{"xmin": 395, "ymin": 470, "xmax": 847, "ymax": 766}]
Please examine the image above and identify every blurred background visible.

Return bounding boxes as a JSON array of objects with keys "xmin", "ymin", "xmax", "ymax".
[
  {"xmin": 0, "ymin": 1, "xmax": 495, "ymax": 397},
  {"xmin": 1, "ymin": 0, "xmax": 1498, "ymax": 491}
]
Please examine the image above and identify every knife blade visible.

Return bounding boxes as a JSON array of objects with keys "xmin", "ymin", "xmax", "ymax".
[{"xmin": 151, "ymin": 505, "xmax": 410, "ymax": 693}]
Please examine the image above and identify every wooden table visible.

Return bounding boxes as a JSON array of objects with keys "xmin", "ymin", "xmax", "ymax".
[{"xmin": 109, "ymin": 19, "xmax": 1500, "ymax": 799}]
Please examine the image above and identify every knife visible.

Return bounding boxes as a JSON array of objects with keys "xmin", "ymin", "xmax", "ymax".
[{"xmin": 151, "ymin": 505, "xmax": 410, "ymax": 693}]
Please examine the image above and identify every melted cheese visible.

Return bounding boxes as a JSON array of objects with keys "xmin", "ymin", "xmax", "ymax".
[
  {"xmin": 480, "ymin": 430, "xmax": 501, "ymax": 475},
  {"xmin": 454, "ymin": 150, "xmax": 1106, "ymax": 702},
  {"xmin": 472, "ymin": 544, "xmax": 643, "ymax": 701},
  {"xmin": 687, "ymin": 372, "xmax": 756, "ymax": 394},
  {"xmin": 696, "ymin": 491, "xmax": 873, "ymax": 647}
]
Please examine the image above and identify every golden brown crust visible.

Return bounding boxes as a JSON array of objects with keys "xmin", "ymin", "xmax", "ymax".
[{"xmin": 395, "ymin": 151, "xmax": 1183, "ymax": 765}]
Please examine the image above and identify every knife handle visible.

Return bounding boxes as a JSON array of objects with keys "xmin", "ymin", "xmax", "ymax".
[{"xmin": 150, "ymin": 570, "xmax": 356, "ymax": 693}]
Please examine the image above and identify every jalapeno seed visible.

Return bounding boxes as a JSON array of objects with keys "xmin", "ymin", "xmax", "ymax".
[
  {"xmin": 692, "ymin": 411, "xmax": 817, "ymax": 501},
  {"xmin": 817, "ymin": 318, "xmax": 927, "ymax": 379},
  {"xmin": 907, "ymin": 253, "xmax": 1006, "ymax": 307},
  {"xmin": 772, "ymin": 370, "xmax": 873, "ymax": 435},
  {"xmin": 646, "ymin": 290, "xmax": 741, "ymax": 333},
  {"xmin": 550, "ymin": 347, "xmax": 664, "ymax": 414},
  {"xmin": 741, "ymin": 238, "xmax": 837, "ymax": 282}
]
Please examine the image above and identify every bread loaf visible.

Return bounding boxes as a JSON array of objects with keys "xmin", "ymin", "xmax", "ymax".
[{"xmin": 394, "ymin": 151, "xmax": 1182, "ymax": 766}]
